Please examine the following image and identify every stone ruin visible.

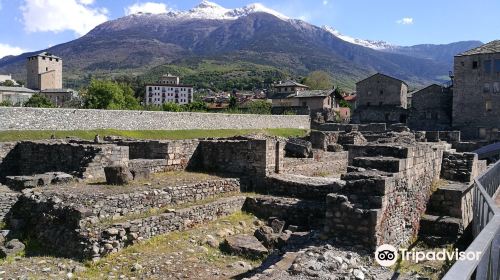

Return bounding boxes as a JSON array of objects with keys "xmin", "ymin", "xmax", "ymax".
[{"xmin": 0, "ymin": 125, "xmax": 488, "ymax": 277}]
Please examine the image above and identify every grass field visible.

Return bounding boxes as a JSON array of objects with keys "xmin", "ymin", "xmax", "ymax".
[{"xmin": 0, "ymin": 128, "xmax": 308, "ymax": 142}]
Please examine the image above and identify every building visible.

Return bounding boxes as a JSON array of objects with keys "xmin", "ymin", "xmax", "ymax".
[
  {"xmin": 271, "ymin": 89, "xmax": 343, "ymax": 115},
  {"xmin": 0, "ymin": 74, "xmax": 18, "ymax": 85},
  {"xmin": 453, "ymin": 40, "xmax": 500, "ymax": 140},
  {"xmin": 273, "ymin": 80, "xmax": 309, "ymax": 94},
  {"xmin": 351, "ymin": 73, "xmax": 409, "ymax": 124},
  {"xmin": 0, "ymin": 86, "xmax": 36, "ymax": 105},
  {"xmin": 145, "ymin": 75, "xmax": 194, "ymax": 106},
  {"xmin": 26, "ymin": 52, "xmax": 62, "ymax": 90},
  {"xmin": 408, "ymin": 84, "xmax": 453, "ymax": 131},
  {"xmin": 40, "ymin": 88, "xmax": 78, "ymax": 107}
]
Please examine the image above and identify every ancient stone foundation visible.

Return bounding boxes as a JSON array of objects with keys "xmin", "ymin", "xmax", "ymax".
[{"xmin": 324, "ymin": 142, "xmax": 447, "ymax": 249}]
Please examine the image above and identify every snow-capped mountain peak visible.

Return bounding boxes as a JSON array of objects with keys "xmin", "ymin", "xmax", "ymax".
[
  {"xmin": 160, "ymin": 1, "xmax": 289, "ymax": 21},
  {"xmin": 322, "ymin": 25, "xmax": 395, "ymax": 50}
]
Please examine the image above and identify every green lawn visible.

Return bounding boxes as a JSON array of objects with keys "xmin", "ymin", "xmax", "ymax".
[{"xmin": 0, "ymin": 128, "xmax": 308, "ymax": 142}]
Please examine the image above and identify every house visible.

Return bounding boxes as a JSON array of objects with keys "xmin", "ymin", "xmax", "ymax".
[
  {"xmin": 39, "ymin": 88, "xmax": 78, "ymax": 107},
  {"xmin": 145, "ymin": 75, "xmax": 194, "ymax": 106},
  {"xmin": 408, "ymin": 84, "xmax": 452, "ymax": 131},
  {"xmin": 453, "ymin": 40, "xmax": 500, "ymax": 140},
  {"xmin": 273, "ymin": 80, "xmax": 309, "ymax": 94},
  {"xmin": 271, "ymin": 89, "xmax": 343, "ymax": 115},
  {"xmin": 343, "ymin": 94, "xmax": 357, "ymax": 110},
  {"xmin": 351, "ymin": 73, "xmax": 409, "ymax": 124},
  {"xmin": 0, "ymin": 74, "xmax": 18, "ymax": 86},
  {"xmin": 0, "ymin": 86, "xmax": 36, "ymax": 105}
]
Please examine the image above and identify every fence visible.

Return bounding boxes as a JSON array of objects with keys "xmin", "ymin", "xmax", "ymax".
[{"xmin": 442, "ymin": 160, "xmax": 500, "ymax": 280}]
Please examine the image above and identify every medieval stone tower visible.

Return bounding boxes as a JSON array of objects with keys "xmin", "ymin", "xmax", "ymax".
[{"xmin": 26, "ymin": 52, "xmax": 62, "ymax": 90}]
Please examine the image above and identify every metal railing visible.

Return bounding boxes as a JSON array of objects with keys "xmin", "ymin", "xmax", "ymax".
[{"xmin": 443, "ymin": 160, "xmax": 500, "ymax": 280}]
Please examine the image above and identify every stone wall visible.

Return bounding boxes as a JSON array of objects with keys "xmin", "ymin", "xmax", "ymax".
[
  {"xmin": 316, "ymin": 123, "xmax": 387, "ymax": 133},
  {"xmin": 424, "ymin": 131, "xmax": 461, "ymax": 143},
  {"xmin": 324, "ymin": 143, "xmax": 448, "ymax": 249},
  {"xmin": 262, "ymin": 174, "xmax": 345, "ymax": 200},
  {"xmin": 244, "ymin": 196, "xmax": 325, "ymax": 229},
  {"xmin": 351, "ymin": 105, "xmax": 408, "ymax": 125},
  {"xmin": 426, "ymin": 183, "xmax": 474, "ymax": 229},
  {"xmin": 196, "ymin": 139, "xmax": 283, "ymax": 177},
  {"xmin": 0, "ymin": 107, "xmax": 310, "ymax": 131},
  {"xmin": 283, "ymin": 151, "xmax": 348, "ymax": 176},
  {"xmin": 0, "ymin": 142, "xmax": 17, "ymax": 165},
  {"xmin": 440, "ymin": 151, "xmax": 478, "ymax": 182},
  {"xmin": 408, "ymin": 85, "xmax": 453, "ymax": 131},
  {"xmin": 0, "ymin": 185, "xmax": 19, "ymax": 221},
  {"xmin": 12, "ymin": 179, "xmax": 243, "ymax": 259},
  {"xmin": 0, "ymin": 141, "xmax": 129, "ymax": 182},
  {"xmin": 13, "ymin": 191, "xmax": 246, "ymax": 259}
]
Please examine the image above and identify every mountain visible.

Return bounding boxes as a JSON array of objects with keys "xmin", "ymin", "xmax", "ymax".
[{"xmin": 0, "ymin": 1, "xmax": 484, "ymax": 90}]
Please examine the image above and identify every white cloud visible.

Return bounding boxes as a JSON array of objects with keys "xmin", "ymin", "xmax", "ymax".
[
  {"xmin": 20, "ymin": 0, "xmax": 109, "ymax": 36},
  {"xmin": 0, "ymin": 43, "xmax": 25, "ymax": 59},
  {"xmin": 125, "ymin": 2, "xmax": 169, "ymax": 16},
  {"xmin": 396, "ymin": 17, "xmax": 414, "ymax": 25}
]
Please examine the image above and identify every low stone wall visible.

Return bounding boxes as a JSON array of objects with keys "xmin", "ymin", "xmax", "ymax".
[
  {"xmin": 310, "ymin": 131, "xmax": 340, "ymax": 150},
  {"xmin": 0, "ymin": 141, "xmax": 129, "ymax": 182},
  {"xmin": 424, "ymin": 131, "xmax": 461, "ymax": 143},
  {"xmin": 426, "ymin": 182, "xmax": 473, "ymax": 229},
  {"xmin": 262, "ymin": 174, "xmax": 345, "ymax": 200},
  {"xmin": 317, "ymin": 123, "xmax": 386, "ymax": 133},
  {"xmin": 0, "ymin": 185, "xmax": 19, "ymax": 221},
  {"xmin": 283, "ymin": 151, "xmax": 348, "ymax": 177},
  {"xmin": 82, "ymin": 196, "xmax": 246, "ymax": 260},
  {"xmin": 0, "ymin": 142, "xmax": 17, "ymax": 165},
  {"xmin": 244, "ymin": 196, "xmax": 325, "ymax": 229},
  {"xmin": 196, "ymin": 139, "xmax": 283, "ymax": 177},
  {"xmin": 440, "ymin": 151, "xmax": 478, "ymax": 183},
  {"xmin": 0, "ymin": 107, "xmax": 310, "ymax": 131}
]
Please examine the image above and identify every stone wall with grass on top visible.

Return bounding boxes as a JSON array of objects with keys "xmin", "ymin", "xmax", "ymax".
[{"xmin": 0, "ymin": 107, "xmax": 310, "ymax": 131}]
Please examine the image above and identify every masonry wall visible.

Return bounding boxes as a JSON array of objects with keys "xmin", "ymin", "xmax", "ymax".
[
  {"xmin": 453, "ymin": 53, "xmax": 500, "ymax": 140},
  {"xmin": 325, "ymin": 143, "xmax": 447, "ymax": 249},
  {"xmin": 283, "ymin": 151, "xmax": 348, "ymax": 176},
  {"xmin": 0, "ymin": 185, "xmax": 19, "ymax": 221},
  {"xmin": 351, "ymin": 106, "xmax": 408, "ymax": 124},
  {"xmin": 196, "ymin": 139, "xmax": 283, "ymax": 177},
  {"xmin": 0, "ymin": 141, "xmax": 129, "ymax": 182},
  {"xmin": 0, "ymin": 107, "xmax": 310, "ymax": 131},
  {"xmin": 408, "ymin": 85, "xmax": 453, "ymax": 131},
  {"xmin": 12, "ymin": 180, "xmax": 243, "ymax": 259},
  {"xmin": 356, "ymin": 74, "xmax": 408, "ymax": 108}
]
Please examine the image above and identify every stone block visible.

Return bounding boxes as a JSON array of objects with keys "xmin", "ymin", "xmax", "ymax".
[{"xmin": 104, "ymin": 165, "xmax": 133, "ymax": 185}]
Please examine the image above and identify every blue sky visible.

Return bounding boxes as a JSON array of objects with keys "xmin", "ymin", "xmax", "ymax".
[{"xmin": 0, "ymin": 0, "xmax": 498, "ymax": 58}]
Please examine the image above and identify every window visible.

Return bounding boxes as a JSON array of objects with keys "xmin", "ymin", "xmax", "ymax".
[
  {"xmin": 494, "ymin": 82, "xmax": 500, "ymax": 93},
  {"xmin": 484, "ymin": 60, "xmax": 492, "ymax": 73},
  {"xmin": 479, "ymin": 128, "xmax": 487, "ymax": 139},
  {"xmin": 472, "ymin": 61, "xmax": 478, "ymax": 69},
  {"xmin": 486, "ymin": 101, "xmax": 492, "ymax": 112},
  {"xmin": 46, "ymin": 67, "xmax": 48, "ymax": 71},
  {"xmin": 484, "ymin": 83, "xmax": 491, "ymax": 93},
  {"xmin": 380, "ymin": 90, "xmax": 384, "ymax": 95},
  {"xmin": 379, "ymin": 102, "xmax": 383, "ymax": 106},
  {"xmin": 495, "ymin": 59, "xmax": 500, "ymax": 72}
]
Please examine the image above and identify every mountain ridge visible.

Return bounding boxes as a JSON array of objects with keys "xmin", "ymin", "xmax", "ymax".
[{"xmin": 0, "ymin": 1, "xmax": 483, "ymax": 89}]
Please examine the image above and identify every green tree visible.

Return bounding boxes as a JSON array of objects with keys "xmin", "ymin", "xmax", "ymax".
[
  {"xmin": 0, "ymin": 80, "xmax": 15, "ymax": 87},
  {"xmin": 228, "ymin": 95, "xmax": 237, "ymax": 109},
  {"xmin": 183, "ymin": 101, "xmax": 208, "ymax": 112},
  {"xmin": 0, "ymin": 100, "xmax": 13, "ymax": 107},
  {"xmin": 303, "ymin": 71, "xmax": 334, "ymax": 90},
  {"xmin": 84, "ymin": 80, "xmax": 140, "ymax": 110},
  {"xmin": 246, "ymin": 100, "xmax": 272, "ymax": 114},
  {"xmin": 24, "ymin": 94, "xmax": 54, "ymax": 108},
  {"xmin": 162, "ymin": 102, "xmax": 184, "ymax": 112}
]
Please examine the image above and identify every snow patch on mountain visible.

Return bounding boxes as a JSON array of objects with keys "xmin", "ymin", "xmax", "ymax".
[
  {"xmin": 322, "ymin": 25, "xmax": 395, "ymax": 50},
  {"xmin": 130, "ymin": 1, "xmax": 289, "ymax": 21}
]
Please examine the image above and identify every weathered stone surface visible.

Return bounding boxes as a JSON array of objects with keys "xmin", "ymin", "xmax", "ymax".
[
  {"xmin": 0, "ymin": 107, "xmax": 310, "ymax": 131},
  {"xmin": 254, "ymin": 226, "xmax": 277, "ymax": 248},
  {"xmin": 269, "ymin": 218, "xmax": 286, "ymax": 234},
  {"xmin": 327, "ymin": 143, "xmax": 343, "ymax": 152},
  {"xmin": 104, "ymin": 165, "xmax": 133, "ymax": 185},
  {"xmin": 285, "ymin": 138, "xmax": 313, "ymax": 158},
  {"xmin": 222, "ymin": 234, "xmax": 268, "ymax": 258},
  {"xmin": 129, "ymin": 167, "xmax": 150, "ymax": 181},
  {"xmin": 0, "ymin": 239, "xmax": 25, "ymax": 257}
]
